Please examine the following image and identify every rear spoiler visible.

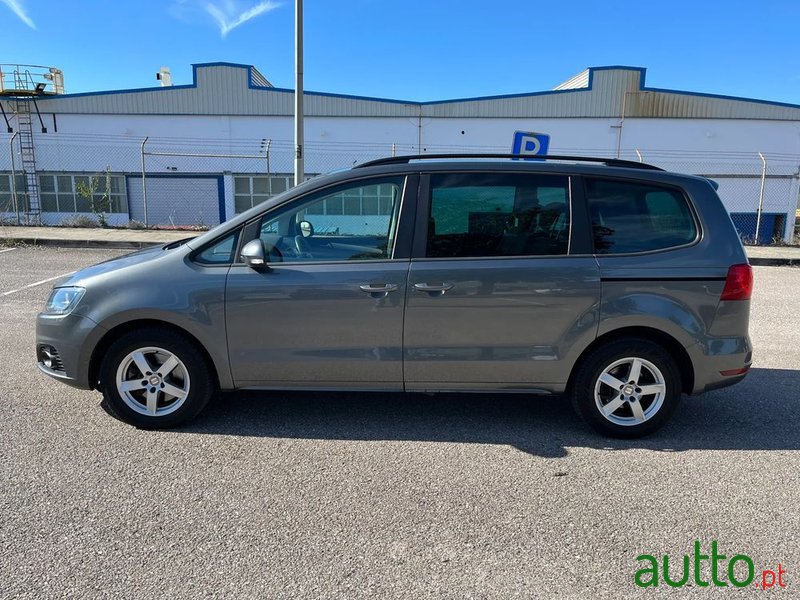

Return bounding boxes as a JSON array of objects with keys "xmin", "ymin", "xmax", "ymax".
[{"xmin": 703, "ymin": 177, "xmax": 720, "ymax": 191}]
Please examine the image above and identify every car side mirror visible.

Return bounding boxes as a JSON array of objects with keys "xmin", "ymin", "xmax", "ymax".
[
  {"xmin": 241, "ymin": 239, "xmax": 268, "ymax": 269},
  {"xmin": 299, "ymin": 220, "xmax": 314, "ymax": 238}
]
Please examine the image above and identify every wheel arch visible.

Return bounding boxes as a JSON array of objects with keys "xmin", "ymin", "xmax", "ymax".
[
  {"xmin": 88, "ymin": 319, "xmax": 222, "ymax": 391},
  {"xmin": 567, "ymin": 326, "xmax": 695, "ymax": 395}
]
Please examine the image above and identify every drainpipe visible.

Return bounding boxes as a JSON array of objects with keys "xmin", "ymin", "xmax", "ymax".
[
  {"xmin": 615, "ymin": 92, "xmax": 627, "ymax": 159},
  {"xmin": 140, "ymin": 137, "xmax": 149, "ymax": 226},
  {"xmin": 755, "ymin": 152, "xmax": 767, "ymax": 244},
  {"xmin": 417, "ymin": 105, "xmax": 423, "ymax": 155},
  {"xmin": 264, "ymin": 139, "xmax": 272, "ymax": 196},
  {"xmin": 615, "ymin": 90, "xmax": 649, "ymax": 159}
]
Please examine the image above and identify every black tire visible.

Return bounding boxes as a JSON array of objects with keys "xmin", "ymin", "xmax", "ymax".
[
  {"xmin": 99, "ymin": 327, "xmax": 216, "ymax": 428},
  {"xmin": 569, "ymin": 337, "xmax": 682, "ymax": 438}
]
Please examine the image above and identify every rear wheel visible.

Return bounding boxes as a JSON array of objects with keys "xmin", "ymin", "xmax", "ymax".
[
  {"xmin": 570, "ymin": 337, "xmax": 681, "ymax": 438},
  {"xmin": 99, "ymin": 328, "xmax": 215, "ymax": 428}
]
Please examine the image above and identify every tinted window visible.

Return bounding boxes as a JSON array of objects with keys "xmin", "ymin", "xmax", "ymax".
[
  {"xmin": 586, "ymin": 179, "xmax": 697, "ymax": 254},
  {"xmin": 426, "ymin": 173, "xmax": 570, "ymax": 258}
]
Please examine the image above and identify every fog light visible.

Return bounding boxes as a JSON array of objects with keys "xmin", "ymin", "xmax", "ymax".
[{"xmin": 37, "ymin": 344, "xmax": 63, "ymax": 371}]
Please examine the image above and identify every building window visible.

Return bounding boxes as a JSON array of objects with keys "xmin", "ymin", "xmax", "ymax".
[
  {"xmin": 234, "ymin": 174, "xmax": 295, "ymax": 213},
  {"xmin": 0, "ymin": 173, "xmax": 28, "ymax": 212},
  {"xmin": 302, "ymin": 183, "xmax": 397, "ymax": 217},
  {"xmin": 38, "ymin": 173, "xmax": 128, "ymax": 214}
]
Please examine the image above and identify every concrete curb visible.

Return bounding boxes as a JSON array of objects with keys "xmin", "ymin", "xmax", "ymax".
[
  {"xmin": 748, "ymin": 257, "xmax": 800, "ymax": 267},
  {"xmin": 0, "ymin": 237, "xmax": 168, "ymax": 249}
]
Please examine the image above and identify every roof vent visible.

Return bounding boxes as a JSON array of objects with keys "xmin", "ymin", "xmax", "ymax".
[{"xmin": 156, "ymin": 66, "xmax": 172, "ymax": 87}]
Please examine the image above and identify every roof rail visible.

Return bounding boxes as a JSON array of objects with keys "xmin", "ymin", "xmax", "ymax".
[{"xmin": 355, "ymin": 153, "xmax": 663, "ymax": 171}]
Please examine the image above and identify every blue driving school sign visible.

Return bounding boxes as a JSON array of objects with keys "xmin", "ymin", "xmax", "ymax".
[{"xmin": 512, "ymin": 131, "xmax": 550, "ymax": 159}]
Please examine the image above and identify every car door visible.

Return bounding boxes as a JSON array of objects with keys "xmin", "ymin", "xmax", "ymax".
[
  {"xmin": 403, "ymin": 170, "xmax": 601, "ymax": 392},
  {"xmin": 225, "ymin": 174, "xmax": 417, "ymax": 389}
]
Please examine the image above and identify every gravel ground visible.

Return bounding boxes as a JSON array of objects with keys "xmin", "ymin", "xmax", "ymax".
[{"xmin": 1, "ymin": 246, "xmax": 798, "ymax": 599}]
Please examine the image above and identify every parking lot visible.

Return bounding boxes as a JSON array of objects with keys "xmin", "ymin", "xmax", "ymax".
[{"xmin": 2, "ymin": 246, "xmax": 799, "ymax": 598}]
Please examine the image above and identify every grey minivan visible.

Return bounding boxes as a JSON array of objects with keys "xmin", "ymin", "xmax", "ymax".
[{"xmin": 36, "ymin": 155, "xmax": 753, "ymax": 437}]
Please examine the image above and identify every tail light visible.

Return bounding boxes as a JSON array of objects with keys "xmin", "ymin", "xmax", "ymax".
[{"xmin": 720, "ymin": 263, "xmax": 753, "ymax": 301}]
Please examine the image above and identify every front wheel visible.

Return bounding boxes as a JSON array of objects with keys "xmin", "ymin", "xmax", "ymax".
[
  {"xmin": 99, "ymin": 328, "xmax": 215, "ymax": 428},
  {"xmin": 569, "ymin": 337, "xmax": 682, "ymax": 438}
]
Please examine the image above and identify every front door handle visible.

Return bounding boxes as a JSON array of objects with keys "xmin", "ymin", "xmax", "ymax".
[
  {"xmin": 359, "ymin": 283, "xmax": 398, "ymax": 298},
  {"xmin": 413, "ymin": 282, "xmax": 454, "ymax": 296}
]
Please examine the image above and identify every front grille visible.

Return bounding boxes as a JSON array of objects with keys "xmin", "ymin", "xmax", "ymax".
[{"xmin": 37, "ymin": 344, "xmax": 65, "ymax": 373}]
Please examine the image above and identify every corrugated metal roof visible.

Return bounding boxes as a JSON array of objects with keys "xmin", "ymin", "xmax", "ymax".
[
  {"xmin": 24, "ymin": 62, "xmax": 800, "ymax": 120},
  {"xmin": 250, "ymin": 66, "xmax": 272, "ymax": 88},
  {"xmin": 553, "ymin": 69, "xmax": 590, "ymax": 90}
]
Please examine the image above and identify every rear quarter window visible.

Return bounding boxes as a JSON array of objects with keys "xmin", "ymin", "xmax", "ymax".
[{"xmin": 586, "ymin": 179, "xmax": 698, "ymax": 254}]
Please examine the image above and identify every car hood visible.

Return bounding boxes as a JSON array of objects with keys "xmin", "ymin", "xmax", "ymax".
[{"xmin": 56, "ymin": 244, "xmax": 170, "ymax": 288}]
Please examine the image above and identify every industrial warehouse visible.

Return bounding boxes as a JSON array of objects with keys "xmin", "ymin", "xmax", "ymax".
[{"xmin": 1, "ymin": 61, "xmax": 799, "ymax": 242}]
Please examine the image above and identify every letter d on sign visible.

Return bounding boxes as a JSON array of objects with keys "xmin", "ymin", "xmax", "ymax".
[{"xmin": 512, "ymin": 131, "xmax": 550, "ymax": 160}]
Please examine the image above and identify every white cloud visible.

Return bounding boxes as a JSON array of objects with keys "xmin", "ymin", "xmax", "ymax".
[
  {"xmin": 1, "ymin": 0, "xmax": 36, "ymax": 29},
  {"xmin": 173, "ymin": 1, "xmax": 280, "ymax": 37}
]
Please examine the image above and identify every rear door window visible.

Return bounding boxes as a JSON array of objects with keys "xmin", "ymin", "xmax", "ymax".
[
  {"xmin": 426, "ymin": 173, "xmax": 570, "ymax": 258},
  {"xmin": 585, "ymin": 179, "xmax": 697, "ymax": 254}
]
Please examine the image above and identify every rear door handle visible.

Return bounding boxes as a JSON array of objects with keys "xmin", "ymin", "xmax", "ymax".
[
  {"xmin": 359, "ymin": 283, "xmax": 398, "ymax": 298},
  {"xmin": 413, "ymin": 282, "xmax": 454, "ymax": 296}
]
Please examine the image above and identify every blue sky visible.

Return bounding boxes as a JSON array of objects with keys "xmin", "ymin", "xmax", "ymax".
[{"xmin": 2, "ymin": 0, "xmax": 799, "ymax": 104}]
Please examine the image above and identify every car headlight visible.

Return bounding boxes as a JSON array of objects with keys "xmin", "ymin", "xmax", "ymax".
[{"xmin": 43, "ymin": 287, "xmax": 85, "ymax": 316}]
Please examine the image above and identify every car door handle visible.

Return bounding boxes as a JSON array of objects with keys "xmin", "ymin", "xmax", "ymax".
[
  {"xmin": 359, "ymin": 283, "xmax": 398, "ymax": 298},
  {"xmin": 413, "ymin": 282, "xmax": 454, "ymax": 296}
]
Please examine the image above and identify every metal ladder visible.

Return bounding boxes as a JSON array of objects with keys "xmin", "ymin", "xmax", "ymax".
[{"xmin": 12, "ymin": 99, "xmax": 41, "ymax": 224}]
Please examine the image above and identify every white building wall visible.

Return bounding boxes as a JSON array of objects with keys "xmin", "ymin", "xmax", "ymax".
[{"xmin": 3, "ymin": 111, "xmax": 798, "ymax": 239}]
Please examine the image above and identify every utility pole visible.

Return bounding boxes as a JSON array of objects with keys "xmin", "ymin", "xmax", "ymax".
[{"xmin": 294, "ymin": 0, "xmax": 304, "ymax": 186}]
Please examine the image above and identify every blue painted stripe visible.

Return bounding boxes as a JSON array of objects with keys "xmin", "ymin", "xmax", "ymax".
[
  {"xmin": 217, "ymin": 176, "xmax": 226, "ymax": 224},
  {"xmin": 137, "ymin": 173, "xmax": 221, "ymax": 179}
]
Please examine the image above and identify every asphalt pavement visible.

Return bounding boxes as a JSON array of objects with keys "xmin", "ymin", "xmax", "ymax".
[{"xmin": 1, "ymin": 246, "xmax": 798, "ymax": 599}]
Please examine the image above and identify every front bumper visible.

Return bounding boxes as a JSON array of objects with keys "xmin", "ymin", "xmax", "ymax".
[{"xmin": 35, "ymin": 312, "xmax": 106, "ymax": 389}]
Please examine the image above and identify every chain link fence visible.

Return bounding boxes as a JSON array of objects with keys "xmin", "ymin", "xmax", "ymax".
[{"xmin": 1, "ymin": 132, "xmax": 798, "ymax": 244}]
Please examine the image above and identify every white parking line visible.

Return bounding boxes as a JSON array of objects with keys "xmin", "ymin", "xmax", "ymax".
[
  {"xmin": 0, "ymin": 247, "xmax": 18, "ymax": 254},
  {"xmin": 1, "ymin": 272, "xmax": 76, "ymax": 297}
]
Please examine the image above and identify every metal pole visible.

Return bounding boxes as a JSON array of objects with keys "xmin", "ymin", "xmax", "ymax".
[
  {"xmin": 391, "ymin": 143, "xmax": 396, "ymax": 157},
  {"xmin": 294, "ymin": 0, "xmax": 304, "ymax": 186},
  {"xmin": 140, "ymin": 136, "xmax": 149, "ymax": 227},
  {"xmin": 9, "ymin": 132, "xmax": 19, "ymax": 224},
  {"xmin": 755, "ymin": 152, "xmax": 767, "ymax": 245},
  {"xmin": 635, "ymin": 149, "xmax": 643, "ymax": 163}
]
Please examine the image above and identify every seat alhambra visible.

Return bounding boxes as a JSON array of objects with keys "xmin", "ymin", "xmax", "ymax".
[{"xmin": 36, "ymin": 155, "xmax": 752, "ymax": 437}]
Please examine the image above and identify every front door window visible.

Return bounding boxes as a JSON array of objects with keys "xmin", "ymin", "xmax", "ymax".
[{"xmin": 258, "ymin": 177, "xmax": 405, "ymax": 263}]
